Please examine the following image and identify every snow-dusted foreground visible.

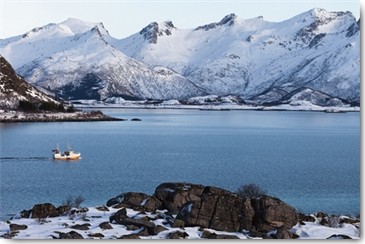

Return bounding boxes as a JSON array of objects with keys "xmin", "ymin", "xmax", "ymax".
[{"xmin": 0, "ymin": 205, "xmax": 359, "ymax": 240}]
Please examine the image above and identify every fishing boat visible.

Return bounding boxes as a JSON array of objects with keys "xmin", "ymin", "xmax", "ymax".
[{"xmin": 52, "ymin": 145, "xmax": 81, "ymax": 160}]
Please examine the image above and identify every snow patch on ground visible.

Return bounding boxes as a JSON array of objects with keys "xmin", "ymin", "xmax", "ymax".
[{"xmin": 0, "ymin": 205, "xmax": 359, "ymax": 239}]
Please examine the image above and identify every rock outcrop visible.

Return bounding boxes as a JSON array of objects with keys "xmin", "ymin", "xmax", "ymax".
[
  {"xmin": 8, "ymin": 182, "xmax": 360, "ymax": 239},
  {"xmin": 0, "ymin": 56, "xmax": 61, "ymax": 111},
  {"xmin": 250, "ymin": 196, "xmax": 298, "ymax": 232},
  {"xmin": 107, "ymin": 182, "xmax": 298, "ymax": 235},
  {"xmin": 154, "ymin": 182, "xmax": 205, "ymax": 214},
  {"xmin": 31, "ymin": 203, "xmax": 60, "ymax": 219},
  {"xmin": 155, "ymin": 183, "xmax": 297, "ymax": 233}
]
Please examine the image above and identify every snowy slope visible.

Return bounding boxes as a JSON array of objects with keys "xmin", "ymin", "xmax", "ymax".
[
  {"xmin": 0, "ymin": 18, "xmax": 110, "ymax": 69},
  {"xmin": 0, "ymin": 8, "xmax": 359, "ymax": 105},
  {"xmin": 3, "ymin": 22, "xmax": 203, "ymax": 100},
  {"xmin": 0, "ymin": 55, "xmax": 60, "ymax": 110},
  {"xmin": 0, "ymin": 205, "xmax": 360, "ymax": 239},
  {"xmin": 115, "ymin": 9, "xmax": 359, "ymax": 103}
]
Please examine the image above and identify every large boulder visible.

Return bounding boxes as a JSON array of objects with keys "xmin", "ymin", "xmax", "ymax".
[
  {"xmin": 156, "ymin": 182, "xmax": 298, "ymax": 234},
  {"xmin": 176, "ymin": 186, "xmax": 255, "ymax": 232},
  {"xmin": 58, "ymin": 231, "xmax": 84, "ymax": 239},
  {"xmin": 31, "ymin": 203, "xmax": 60, "ymax": 219},
  {"xmin": 70, "ymin": 223, "xmax": 91, "ymax": 230},
  {"xmin": 251, "ymin": 196, "xmax": 298, "ymax": 232},
  {"xmin": 154, "ymin": 182, "xmax": 205, "ymax": 214},
  {"xmin": 166, "ymin": 231, "xmax": 189, "ymax": 239},
  {"xmin": 9, "ymin": 224, "xmax": 28, "ymax": 231},
  {"xmin": 99, "ymin": 222, "xmax": 113, "ymax": 230},
  {"xmin": 109, "ymin": 208, "xmax": 127, "ymax": 224},
  {"xmin": 56, "ymin": 205, "xmax": 71, "ymax": 216},
  {"xmin": 117, "ymin": 217, "xmax": 157, "ymax": 235},
  {"xmin": 18, "ymin": 209, "xmax": 31, "ymax": 218},
  {"xmin": 109, "ymin": 207, "xmax": 156, "ymax": 235}
]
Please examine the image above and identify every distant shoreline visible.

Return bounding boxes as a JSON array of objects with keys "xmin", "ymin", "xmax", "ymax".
[
  {"xmin": 0, "ymin": 104, "xmax": 359, "ymax": 123},
  {"xmin": 0, "ymin": 111, "xmax": 124, "ymax": 123},
  {"xmin": 75, "ymin": 103, "xmax": 360, "ymax": 113}
]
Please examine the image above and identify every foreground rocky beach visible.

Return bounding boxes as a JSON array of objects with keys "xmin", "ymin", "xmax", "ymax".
[{"xmin": 0, "ymin": 182, "xmax": 360, "ymax": 239}]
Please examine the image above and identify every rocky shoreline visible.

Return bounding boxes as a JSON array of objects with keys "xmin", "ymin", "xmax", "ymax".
[
  {"xmin": 0, "ymin": 110, "xmax": 124, "ymax": 123},
  {"xmin": 0, "ymin": 182, "xmax": 360, "ymax": 239},
  {"xmin": 70, "ymin": 95, "xmax": 360, "ymax": 113}
]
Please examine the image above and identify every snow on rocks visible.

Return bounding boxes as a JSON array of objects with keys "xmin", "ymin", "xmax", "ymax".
[
  {"xmin": 0, "ymin": 110, "xmax": 124, "ymax": 123},
  {"xmin": 0, "ymin": 182, "xmax": 359, "ymax": 239}
]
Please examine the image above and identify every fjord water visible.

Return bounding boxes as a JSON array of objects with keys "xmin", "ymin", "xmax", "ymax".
[{"xmin": 0, "ymin": 109, "xmax": 360, "ymax": 220}]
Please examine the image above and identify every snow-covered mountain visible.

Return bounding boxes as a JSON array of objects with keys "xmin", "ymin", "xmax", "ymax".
[
  {"xmin": 115, "ymin": 9, "xmax": 360, "ymax": 104},
  {"xmin": 0, "ymin": 55, "xmax": 60, "ymax": 110},
  {"xmin": 0, "ymin": 18, "xmax": 204, "ymax": 101},
  {"xmin": 0, "ymin": 9, "xmax": 360, "ymax": 105}
]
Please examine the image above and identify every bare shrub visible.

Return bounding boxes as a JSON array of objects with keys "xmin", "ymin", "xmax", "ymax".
[
  {"xmin": 235, "ymin": 183, "xmax": 267, "ymax": 198},
  {"xmin": 327, "ymin": 215, "xmax": 341, "ymax": 228},
  {"xmin": 73, "ymin": 195, "xmax": 85, "ymax": 208},
  {"xmin": 36, "ymin": 217, "xmax": 48, "ymax": 224},
  {"xmin": 62, "ymin": 195, "xmax": 85, "ymax": 209}
]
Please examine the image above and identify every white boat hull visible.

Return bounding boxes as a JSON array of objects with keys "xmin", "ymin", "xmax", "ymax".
[{"xmin": 53, "ymin": 152, "xmax": 81, "ymax": 160}]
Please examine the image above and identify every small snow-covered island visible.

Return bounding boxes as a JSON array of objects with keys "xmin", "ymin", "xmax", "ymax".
[{"xmin": 0, "ymin": 182, "xmax": 360, "ymax": 239}]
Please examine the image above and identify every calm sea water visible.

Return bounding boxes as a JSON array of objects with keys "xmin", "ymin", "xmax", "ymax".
[{"xmin": 0, "ymin": 109, "xmax": 360, "ymax": 220}]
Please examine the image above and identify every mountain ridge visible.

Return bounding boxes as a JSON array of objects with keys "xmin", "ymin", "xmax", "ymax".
[
  {"xmin": 0, "ymin": 8, "xmax": 360, "ymax": 106},
  {"xmin": 0, "ymin": 55, "xmax": 62, "ymax": 111}
]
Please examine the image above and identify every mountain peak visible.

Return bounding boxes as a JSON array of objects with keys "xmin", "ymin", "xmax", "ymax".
[
  {"xmin": 292, "ymin": 7, "xmax": 356, "ymax": 43},
  {"xmin": 195, "ymin": 13, "xmax": 237, "ymax": 31},
  {"xmin": 161, "ymin": 20, "xmax": 175, "ymax": 29},
  {"xmin": 139, "ymin": 20, "xmax": 176, "ymax": 44},
  {"xmin": 290, "ymin": 8, "xmax": 354, "ymax": 25},
  {"xmin": 60, "ymin": 18, "xmax": 109, "ymax": 36},
  {"xmin": 219, "ymin": 13, "xmax": 237, "ymax": 25},
  {"xmin": 306, "ymin": 7, "xmax": 354, "ymax": 20},
  {"xmin": 61, "ymin": 17, "xmax": 87, "ymax": 25},
  {"xmin": 21, "ymin": 23, "xmax": 57, "ymax": 39},
  {"xmin": 310, "ymin": 8, "xmax": 328, "ymax": 17}
]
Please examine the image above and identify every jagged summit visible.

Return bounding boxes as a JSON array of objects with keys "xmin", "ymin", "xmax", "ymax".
[
  {"xmin": 284, "ymin": 8, "xmax": 355, "ymax": 26},
  {"xmin": 218, "ymin": 13, "xmax": 237, "ymax": 25},
  {"xmin": 61, "ymin": 18, "xmax": 110, "ymax": 36},
  {"xmin": 195, "ymin": 13, "xmax": 237, "ymax": 31},
  {"xmin": 139, "ymin": 20, "xmax": 176, "ymax": 44},
  {"xmin": 309, "ymin": 7, "xmax": 353, "ymax": 18},
  {"xmin": 20, "ymin": 18, "xmax": 110, "ymax": 41}
]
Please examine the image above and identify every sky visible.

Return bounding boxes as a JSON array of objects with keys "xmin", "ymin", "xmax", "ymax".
[{"xmin": 0, "ymin": 0, "xmax": 360, "ymax": 39}]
